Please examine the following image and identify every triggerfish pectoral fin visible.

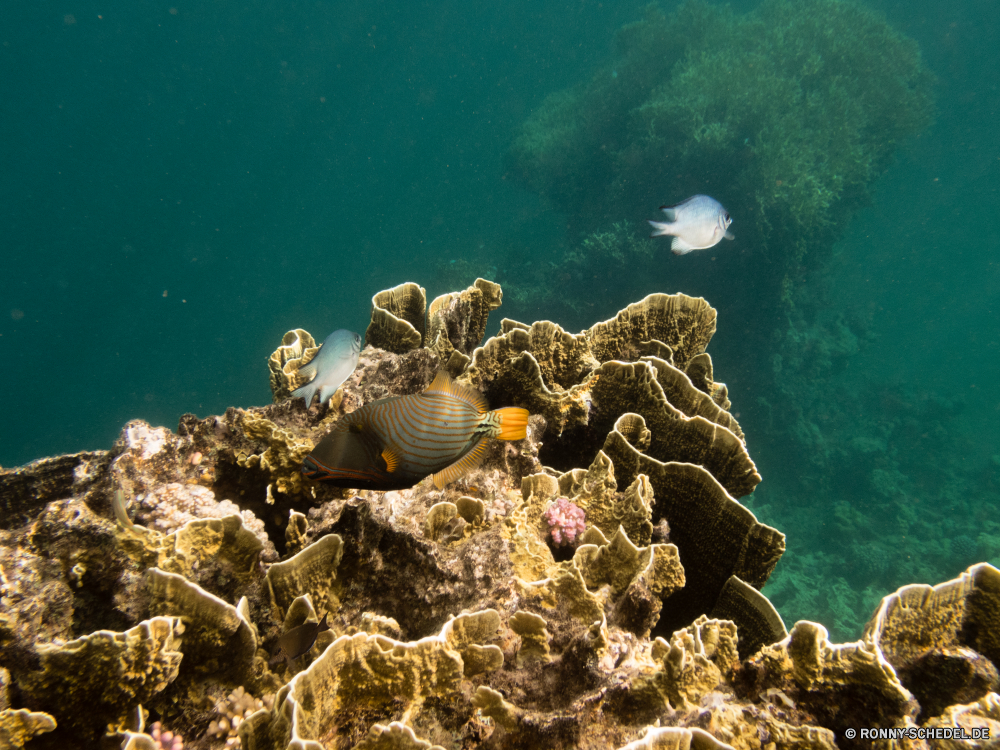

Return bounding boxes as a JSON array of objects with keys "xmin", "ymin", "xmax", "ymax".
[
  {"xmin": 381, "ymin": 447, "xmax": 401, "ymax": 473},
  {"xmin": 493, "ymin": 407, "xmax": 529, "ymax": 440},
  {"xmin": 432, "ymin": 435, "xmax": 489, "ymax": 489}
]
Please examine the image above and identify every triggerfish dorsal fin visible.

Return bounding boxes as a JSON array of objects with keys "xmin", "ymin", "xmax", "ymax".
[
  {"xmin": 432, "ymin": 435, "xmax": 489, "ymax": 489},
  {"xmin": 491, "ymin": 407, "xmax": 530, "ymax": 440},
  {"xmin": 424, "ymin": 370, "xmax": 489, "ymax": 413}
]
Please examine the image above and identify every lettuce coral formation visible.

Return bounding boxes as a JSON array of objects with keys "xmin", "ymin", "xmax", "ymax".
[
  {"xmin": 0, "ymin": 281, "xmax": 996, "ymax": 750},
  {"xmin": 502, "ymin": 0, "xmax": 941, "ymax": 647}
]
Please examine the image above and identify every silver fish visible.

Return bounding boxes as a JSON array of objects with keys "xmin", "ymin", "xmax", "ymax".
[
  {"xmin": 292, "ymin": 329, "xmax": 362, "ymax": 406},
  {"xmin": 112, "ymin": 489, "xmax": 148, "ymax": 537},
  {"xmin": 648, "ymin": 194, "xmax": 734, "ymax": 255}
]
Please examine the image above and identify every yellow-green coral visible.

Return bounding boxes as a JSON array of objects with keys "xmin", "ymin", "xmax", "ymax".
[
  {"xmin": 241, "ymin": 610, "xmax": 502, "ymax": 748},
  {"xmin": 146, "ymin": 567, "xmax": 258, "ymax": 679},
  {"xmin": 575, "ymin": 527, "xmax": 683, "ymax": 601},
  {"xmin": 617, "ymin": 726, "xmax": 735, "ymax": 750},
  {"xmin": 352, "ymin": 722, "xmax": 447, "ymax": 750},
  {"xmin": 19, "ymin": 617, "xmax": 184, "ymax": 741},
  {"xmin": 0, "ymin": 709, "xmax": 56, "ymax": 749},
  {"xmin": 366, "ymin": 282, "xmax": 427, "ymax": 353},
  {"xmin": 559, "ymin": 451, "xmax": 654, "ymax": 545},
  {"xmin": 117, "ymin": 513, "xmax": 264, "ymax": 583},
  {"xmin": 643, "ymin": 616, "xmax": 739, "ymax": 710},
  {"xmin": 509, "ymin": 611, "xmax": 552, "ymax": 667},
  {"xmin": 267, "ymin": 329, "xmax": 320, "ymax": 403},
  {"xmin": 265, "ymin": 533, "xmax": 344, "ymax": 620},
  {"xmin": 237, "ymin": 411, "xmax": 315, "ymax": 496}
]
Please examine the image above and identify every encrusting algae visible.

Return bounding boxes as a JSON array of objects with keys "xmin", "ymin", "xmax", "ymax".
[{"xmin": 0, "ymin": 279, "xmax": 997, "ymax": 750}]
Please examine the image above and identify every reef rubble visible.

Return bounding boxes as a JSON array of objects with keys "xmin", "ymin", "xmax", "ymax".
[{"xmin": 0, "ymin": 280, "xmax": 997, "ymax": 750}]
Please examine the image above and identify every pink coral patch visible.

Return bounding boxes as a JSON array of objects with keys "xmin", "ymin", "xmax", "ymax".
[{"xmin": 542, "ymin": 497, "xmax": 586, "ymax": 546}]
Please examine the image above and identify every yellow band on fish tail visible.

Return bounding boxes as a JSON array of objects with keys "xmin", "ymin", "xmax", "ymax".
[{"xmin": 494, "ymin": 407, "xmax": 529, "ymax": 441}]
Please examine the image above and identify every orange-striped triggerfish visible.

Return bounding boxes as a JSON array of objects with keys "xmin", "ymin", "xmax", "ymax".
[{"xmin": 302, "ymin": 371, "xmax": 529, "ymax": 490}]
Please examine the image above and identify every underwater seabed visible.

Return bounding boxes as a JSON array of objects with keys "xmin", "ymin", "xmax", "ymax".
[
  {"xmin": 740, "ymin": 291, "xmax": 1000, "ymax": 645},
  {"xmin": 1, "ymin": 280, "xmax": 998, "ymax": 750}
]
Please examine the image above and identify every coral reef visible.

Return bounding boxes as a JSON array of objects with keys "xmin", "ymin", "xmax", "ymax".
[
  {"xmin": 0, "ymin": 706, "xmax": 56, "ymax": 749},
  {"xmin": 267, "ymin": 329, "xmax": 320, "ymax": 404},
  {"xmin": 207, "ymin": 686, "xmax": 275, "ymax": 747},
  {"xmin": 0, "ymin": 281, "xmax": 996, "ymax": 750},
  {"xmin": 366, "ymin": 282, "xmax": 428, "ymax": 354},
  {"xmin": 496, "ymin": 3, "xmax": 944, "ymax": 650}
]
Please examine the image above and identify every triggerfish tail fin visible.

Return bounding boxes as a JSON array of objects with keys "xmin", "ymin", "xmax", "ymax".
[
  {"xmin": 433, "ymin": 435, "xmax": 489, "ymax": 489},
  {"xmin": 492, "ymin": 407, "xmax": 529, "ymax": 441}
]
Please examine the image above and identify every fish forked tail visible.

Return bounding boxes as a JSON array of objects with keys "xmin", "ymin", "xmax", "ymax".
[
  {"xmin": 648, "ymin": 220, "xmax": 675, "ymax": 238},
  {"xmin": 493, "ymin": 407, "xmax": 529, "ymax": 440}
]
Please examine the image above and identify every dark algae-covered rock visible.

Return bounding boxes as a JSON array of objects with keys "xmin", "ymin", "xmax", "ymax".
[{"xmin": 1, "ymin": 282, "xmax": 997, "ymax": 750}]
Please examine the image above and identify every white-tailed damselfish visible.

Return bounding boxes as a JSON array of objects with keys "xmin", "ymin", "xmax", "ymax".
[
  {"xmin": 292, "ymin": 329, "xmax": 362, "ymax": 406},
  {"xmin": 648, "ymin": 194, "xmax": 734, "ymax": 255}
]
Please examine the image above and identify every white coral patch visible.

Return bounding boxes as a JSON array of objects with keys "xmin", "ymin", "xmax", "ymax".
[
  {"xmin": 126, "ymin": 422, "xmax": 170, "ymax": 460},
  {"xmin": 133, "ymin": 482, "xmax": 270, "ymax": 552}
]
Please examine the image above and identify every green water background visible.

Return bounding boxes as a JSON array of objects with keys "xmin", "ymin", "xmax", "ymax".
[{"xmin": 1, "ymin": 0, "xmax": 996, "ymax": 639}]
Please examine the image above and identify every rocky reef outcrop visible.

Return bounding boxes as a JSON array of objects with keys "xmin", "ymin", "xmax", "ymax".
[{"xmin": 1, "ymin": 280, "xmax": 996, "ymax": 750}]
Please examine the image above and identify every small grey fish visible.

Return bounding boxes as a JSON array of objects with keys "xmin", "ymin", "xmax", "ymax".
[
  {"xmin": 648, "ymin": 194, "xmax": 734, "ymax": 255},
  {"xmin": 292, "ymin": 329, "xmax": 363, "ymax": 406},
  {"xmin": 112, "ymin": 489, "xmax": 145, "ymax": 536},
  {"xmin": 270, "ymin": 613, "xmax": 330, "ymax": 666}
]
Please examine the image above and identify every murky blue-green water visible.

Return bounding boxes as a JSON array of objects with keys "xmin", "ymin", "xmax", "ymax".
[{"xmin": 2, "ymin": 0, "xmax": 996, "ymax": 640}]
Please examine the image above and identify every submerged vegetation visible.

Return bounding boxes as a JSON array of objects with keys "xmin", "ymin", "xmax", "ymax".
[
  {"xmin": 507, "ymin": 0, "xmax": 933, "ymax": 272},
  {"xmin": 503, "ymin": 0, "xmax": 948, "ymax": 639}
]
